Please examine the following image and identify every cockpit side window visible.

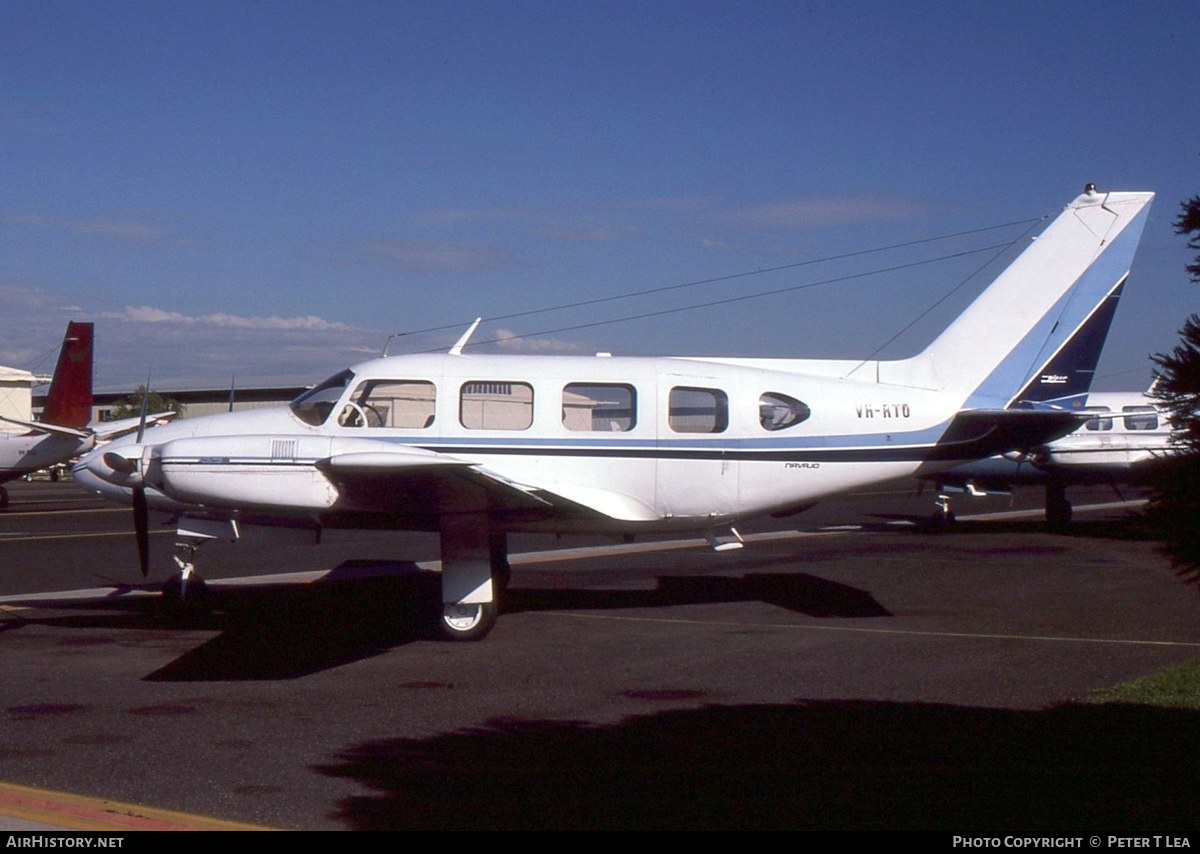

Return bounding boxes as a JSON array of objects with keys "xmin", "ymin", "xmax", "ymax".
[
  {"xmin": 759, "ymin": 392, "xmax": 811, "ymax": 431},
  {"xmin": 290, "ymin": 369, "xmax": 354, "ymax": 426},
  {"xmin": 339, "ymin": 380, "xmax": 436, "ymax": 429}
]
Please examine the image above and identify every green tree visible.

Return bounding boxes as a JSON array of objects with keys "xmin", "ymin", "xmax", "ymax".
[
  {"xmin": 1145, "ymin": 195, "xmax": 1200, "ymax": 582},
  {"xmin": 109, "ymin": 386, "xmax": 185, "ymax": 420}
]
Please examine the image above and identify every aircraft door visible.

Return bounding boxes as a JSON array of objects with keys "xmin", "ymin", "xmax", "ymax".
[{"xmin": 655, "ymin": 381, "xmax": 739, "ymax": 519}]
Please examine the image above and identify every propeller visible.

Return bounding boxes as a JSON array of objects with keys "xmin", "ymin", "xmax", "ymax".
[{"xmin": 133, "ymin": 381, "xmax": 151, "ymax": 577}]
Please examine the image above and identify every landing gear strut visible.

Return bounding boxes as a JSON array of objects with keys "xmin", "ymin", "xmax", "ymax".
[
  {"xmin": 434, "ymin": 514, "xmax": 503, "ymax": 641},
  {"xmin": 931, "ymin": 492, "xmax": 956, "ymax": 528},
  {"xmin": 158, "ymin": 518, "xmax": 237, "ymax": 616},
  {"xmin": 160, "ymin": 539, "xmax": 211, "ymax": 616},
  {"xmin": 1045, "ymin": 483, "xmax": 1072, "ymax": 529}
]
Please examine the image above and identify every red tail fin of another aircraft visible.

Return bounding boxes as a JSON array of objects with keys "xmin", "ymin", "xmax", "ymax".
[{"xmin": 41, "ymin": 321, "xmax": 93, "ymax": 429}]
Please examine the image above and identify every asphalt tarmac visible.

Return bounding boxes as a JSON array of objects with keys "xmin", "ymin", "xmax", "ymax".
[{"xmin": 0, "ymin": 480, "xmax": 1197, "ymax": 830}]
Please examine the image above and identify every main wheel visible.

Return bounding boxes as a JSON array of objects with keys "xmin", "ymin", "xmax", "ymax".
[
  {"xmin": 1046, "ymin": 492, "xmax": 1072, "ymax": 529},
  {"xmin": 435, "ymin": 601, "xmax": 497, "ymax": 642}
]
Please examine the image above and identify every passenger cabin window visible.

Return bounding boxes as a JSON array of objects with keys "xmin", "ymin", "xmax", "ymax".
[
  {"xmin": 759, "ymin": 392, "xmax": 811, "ymax": 431},
  {"xmin": 563, "ymin": 383, "xmax": 636, "ymax": 432},
  {"xmin": 1118, "ymin": 407, "xmax": 1156, "ymax": 434},
  {"xmin": 340, "ymin": 380, "xmax": 436, "ymax": 429},
  {"xmin": 1083, "ymin": 407, "xmax": 1113, "ymax": 432},
  {"xmin": 461, "ymin": 381, "xmax": 534, "ymax": 430},
  {"xmin": 290, "ymin": 369, "xmax": 354, "ymax": 426},
  {"xmin": 669, "ymin": 386, "xmax": 728, "ymax": 433}
]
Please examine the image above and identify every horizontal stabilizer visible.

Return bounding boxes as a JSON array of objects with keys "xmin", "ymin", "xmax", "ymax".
[{"xmin": 927, "ymin": 409, "xmax": 1084, "ymax": 462}]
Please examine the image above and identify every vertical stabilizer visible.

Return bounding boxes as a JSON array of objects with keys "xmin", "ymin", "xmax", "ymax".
[
  {"xmin": 41, "ymin": 322, "xmax": 94, "ymax": 429},
  {"xmin": 889, "ymin": 188, "xmax": 1153, "ymax": 409},
  {"xmin": 1008, "ymin": 277, "xmax": 1126, "ymax": 409}
]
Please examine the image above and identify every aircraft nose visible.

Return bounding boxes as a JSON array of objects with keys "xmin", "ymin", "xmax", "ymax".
[{"xmin": 71, "ymin": 457, "xmax": 111, "ymax": 497}]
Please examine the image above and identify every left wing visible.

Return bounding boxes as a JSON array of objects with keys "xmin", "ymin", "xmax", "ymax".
[
  {"xmin": 92, "ymin": 412, "xmax": 177, "ymax": 441},
  {"xmin": 318, "ymin": 449, "xmax": 659, "ymax": 521},
  {"xmin": 0, "ymin": 415, "xmax": 90, "ymax": 439},
  {"xmin": 0, "ymin": 411, "xmax": 175, "ymax": 442}
]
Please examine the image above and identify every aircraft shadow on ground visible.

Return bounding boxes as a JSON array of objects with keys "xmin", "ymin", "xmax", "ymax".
[
  {"xmin": 0, "ymin": 561, "xmax": 888, "ymax": 681},
  {"xmin": 314, "ymin": 698, "xmax": 1200, "ymax": 830}
]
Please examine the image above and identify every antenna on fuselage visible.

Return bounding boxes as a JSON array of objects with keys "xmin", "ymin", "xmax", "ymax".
[{"xmin": 449, "ymin": 318, "xmax": 482, "ymax": 356}]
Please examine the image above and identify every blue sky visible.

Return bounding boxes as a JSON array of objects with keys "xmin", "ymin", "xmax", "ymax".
[{"xmin": 2, "ymin": 0, "xmax": 1197, "ymax": 391}]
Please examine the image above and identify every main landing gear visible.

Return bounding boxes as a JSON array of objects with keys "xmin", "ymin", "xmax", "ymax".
[
  {"xmin": 432, "ymin": 518, "xmax": 507, "ymax": 642},
  {"xmin": 153, "ymin": 514, "xmax": 511, "ymax": 641},
  {"xmin": 0, "ymin": 486, "xmax": 8, "ymax": 510},
  {"xmin": 1045, "ymin": 483, "xmax": 1072, "ymax": 529}
]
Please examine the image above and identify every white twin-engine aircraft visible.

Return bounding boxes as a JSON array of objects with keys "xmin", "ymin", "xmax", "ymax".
[{"xmin": 74, "ymin": 187, "xmax": 1154, "ymax": 640}]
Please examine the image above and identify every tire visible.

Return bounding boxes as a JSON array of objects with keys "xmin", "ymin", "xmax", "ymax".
[
  {"xmin": 1046, "ymin": 485, "xmax": 1072, "ymax": 529},
  {"xmin": 160, "ymin": 574, "xmax": 211, "ymax": 617},
  {"xmin": 1046, "ymin": 496, "xmax": 1072, "ymax": 529},
  {"xmin": 930, "ymin": 508, "xmax": 956, "ymax": 529},
  {"xmin": 434, "ymin": 601, "xmax": 498, "ymax": 642}
]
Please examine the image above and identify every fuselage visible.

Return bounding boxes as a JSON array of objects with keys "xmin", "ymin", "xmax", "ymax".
[
  {"xmin": 0, "ymin": 431, "xmax": 93, "ymax": 486},
  {"xmin": 74, "ymin": 351, "xmax": 977, "ymax": 532}
]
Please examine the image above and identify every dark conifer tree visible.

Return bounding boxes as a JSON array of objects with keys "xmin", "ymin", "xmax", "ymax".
[{"xmin": 1145, "ymin": 194, "xmax": 1200, "ymax": 582}]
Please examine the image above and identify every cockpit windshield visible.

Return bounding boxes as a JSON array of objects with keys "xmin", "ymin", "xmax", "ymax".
[{"xmin": 290, "ymin": 369, "xmax": 355, "ymax": 425}]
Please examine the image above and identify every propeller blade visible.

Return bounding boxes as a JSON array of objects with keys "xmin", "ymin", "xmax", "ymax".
[
  {"xmin": 133, "ymin": 486, "xmax": 149, "ymax": 577},
  {"xmin": 135, "ymin": 377, "xmax": 151, "ymax": 444}
]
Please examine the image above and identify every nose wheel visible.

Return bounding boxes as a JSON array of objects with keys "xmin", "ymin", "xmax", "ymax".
[
  {"xmin": 931, "ymin": 493, "xmax": 956, "ymax": 528},
  {"xmin": 160, "ymin": 537, "xmax": 213, "ymax": 617}
]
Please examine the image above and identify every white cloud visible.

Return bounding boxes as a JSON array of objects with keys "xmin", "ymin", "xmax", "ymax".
[
  {"xmin": 0, "ymin": 286, "xmax": 378, "ymax": 388},
  {"xmin": 111, "ymin": 306, "xmax": 356, "ymax": 331},
  {"xmin": 723, "ymin": 196, "xmax": 931, "ymax": 229},
  {"xmin": 3, "ymin": 212, "xmax": 181, "ymax": 244},
  {"xmin": 489, "ymin": 327, "xmax": 588, "ymax": 353}
]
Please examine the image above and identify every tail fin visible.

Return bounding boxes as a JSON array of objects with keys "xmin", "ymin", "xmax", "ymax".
[
  {"xmin": 886, "ymin": 188, "xmax": 1153, "ymax": 409},
  {"xmin": 41, "ymin": 321, "xmax": 93, "ymax": 429}
]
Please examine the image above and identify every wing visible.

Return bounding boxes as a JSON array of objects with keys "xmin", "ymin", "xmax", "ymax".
[
  {"xmin": 0, "ymin": 411, "xmax": 175, "ymax": 441},
  {"xmin": 317, "ymin": 449, "xmax": 659, "ymax": 522},
  {"xmin": 91, "ymin": 412, "xmax": 177, "ymax": 441},
  {"xmin": 0, "ymin": 415, "xmax": 90, "ymax": 440}
]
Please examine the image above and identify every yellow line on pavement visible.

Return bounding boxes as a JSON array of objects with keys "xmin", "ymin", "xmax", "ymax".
[
  {"xmin": 0, "ymin": 780, "xmax": 273, "ymax": 831},
  {"xmin": 0, "ymin": 530, "xmax": 175, "ymax": 544}
]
